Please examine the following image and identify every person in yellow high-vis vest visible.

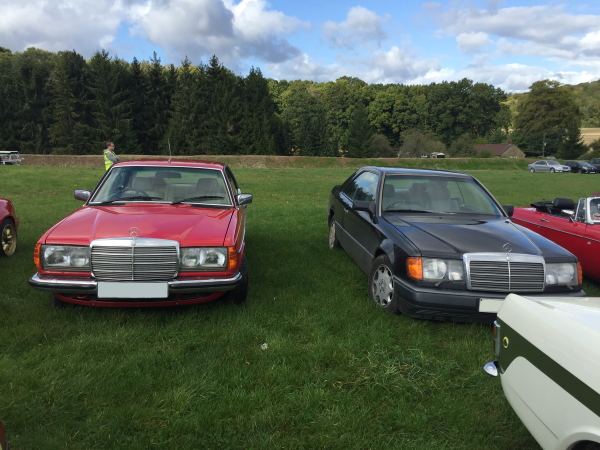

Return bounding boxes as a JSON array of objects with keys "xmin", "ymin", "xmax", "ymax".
[{"xmin": 103, "ymin": 142, "xmax": 120, "ymax": 171}]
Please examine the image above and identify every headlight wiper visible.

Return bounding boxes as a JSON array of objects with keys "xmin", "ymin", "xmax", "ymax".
[
  {"xmin": 171, "ymin": 195, "xmax": 224, "ymax": 205},
  {"xmin": 91, "ymin": 195, "xmax": 162, "ymax": 205}
]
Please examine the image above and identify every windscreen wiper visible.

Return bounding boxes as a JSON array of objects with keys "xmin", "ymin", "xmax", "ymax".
[
  {"xmin": 91, "ymin": 195, "xmax": 162, "ymax": 205},
  {"xmin": 171, "ymin": 195, "xmax": 224, "ymax": 205}
]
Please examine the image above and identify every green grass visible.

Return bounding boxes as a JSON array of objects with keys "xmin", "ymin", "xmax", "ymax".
[{"xmin": 0, "ymin": 165, "xmax": 598, "ymax": 449}]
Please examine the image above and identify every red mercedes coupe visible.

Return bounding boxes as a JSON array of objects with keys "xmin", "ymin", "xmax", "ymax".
[{"xmin": 29, "ymin": 160, "xmax": 252, "ymax": 307}]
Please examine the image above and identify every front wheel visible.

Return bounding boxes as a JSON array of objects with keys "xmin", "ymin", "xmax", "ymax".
[
  {"xmin": 529, "ymin": 167, "xmax": 535, "ymax": 173},
  {"xmin": 224, "ymin": 254, "xmax": 248, "ymax": 304},
  {"xmin": 328, "ymin": 217, "xmax": 340, "ymax": 249},
  {"xmin": 0, "ymin": 218, "xmax": 17, "ymax": 256},
  {"xmin": 368, "ymin": 255, "xmax": 399, "ymax": 314},
  {"xmin": 550, "ymin": 168, "xmax": 555, "ymax": 173}
]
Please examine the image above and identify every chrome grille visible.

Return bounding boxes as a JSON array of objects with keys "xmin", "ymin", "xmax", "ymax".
[
  {"xmin": 91, "ymin": 238, "xmax": 179, "ymax": 281},
  {"xmin": 465, "ymin": 253, "xmax": 545, "ymax": 292}
]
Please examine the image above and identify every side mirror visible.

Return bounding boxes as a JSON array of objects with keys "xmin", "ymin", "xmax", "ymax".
[
  {"xmin": 237, "ymin": 193, "xmax": 253, "ymax": 206},
  {"xmin": 74, "ymin": 190, "xmax": 91, "ymax": 201},
  {"xmin": 502, "ymin": 205, "xmax": 514, "ymax": 217},
  {"xmin": 353, "ymin": 200, "xmax": 377, "ymax": 217}
]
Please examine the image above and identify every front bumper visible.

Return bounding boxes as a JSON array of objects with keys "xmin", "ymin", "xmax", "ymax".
[
  {"xmin": 393, "ymin": 275, "xmax": 586, "ymax": 323},
  {"xmin": 29, "ymin": 272, "xmax": 242, "ymax": 296}
]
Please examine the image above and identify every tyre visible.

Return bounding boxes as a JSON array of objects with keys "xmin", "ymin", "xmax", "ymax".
[
  {"xmin": 0, "ymin": 218, "xmax": 17, "ymax": 256},
  {"xmin": 224, "ymin": 253, "xmax": 248, "ymax": 304},
  {"xmin": 529, "ymin": 167, "xmax": 535, "ymax": 173},
  {"xmin": 368, "ymin": 255, "xmax": 399, "ymax": 314},
  {"xmin": 550, "ymin": 168, "xmax": 555, "ymax": 173},
  {"xmin": 328, "ymin": 217, "xmax": 340, "ymax": 249}
]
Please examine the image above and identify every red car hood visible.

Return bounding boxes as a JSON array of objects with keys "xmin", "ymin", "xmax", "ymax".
[{"xmin": 45, "ymin": 204, "xmax": 234, "ymax": 247}]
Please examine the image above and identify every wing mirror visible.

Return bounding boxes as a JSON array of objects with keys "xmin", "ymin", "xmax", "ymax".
[
  {"xmin": 237, "ymin": 193, "xmax": 253, "ymax": 206},
  {"xmin": 502, "ymin": 205, "xmax": 514, "ymax": 217},
  {"xmin": 74, "ymin": 190, "xmax": 91, "ymax": 201},
  {"xmin": 353, "ymin": 200, "xmax": 377, "ymax": 221}
]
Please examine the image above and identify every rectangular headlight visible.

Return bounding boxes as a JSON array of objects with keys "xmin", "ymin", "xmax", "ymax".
[
  {"xmin": 408, "ymin": 258, "xmax": 464, "ymax": 281},
  {"xmin": 180, "ymin": 247, "xmax": 227, "ymax": 270},
  {"xmin": 41, "ymin": 245, "xmax": 90, "ymax": 270},
  {"xmin": 545, "ymin": 263, "xmax": 578, "ymax": 286}
]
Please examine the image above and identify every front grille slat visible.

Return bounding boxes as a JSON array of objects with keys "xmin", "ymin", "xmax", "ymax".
[
  {"xmin": 466, "ymin": 254, "xmax": 545, "ymax": 292},
  {"xmin": 91, "ymin": 244, "xmax": 178, "ymax": 281}
]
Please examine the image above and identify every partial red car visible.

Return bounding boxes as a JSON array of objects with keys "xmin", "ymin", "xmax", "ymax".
[
  {"xmin": 29, "ymin": 160, "xmax": 252, "ymax": 307},
  {"xmin": 0, "ymin": 420, "xmax": 6, "ymax": 450},
  {"xmin": 0, "ymin": 197, "xmax": 18, "ymax": 257},
  {"xmin": 511, "ymin": 196, "xmax": 600, "ymax": 282}
]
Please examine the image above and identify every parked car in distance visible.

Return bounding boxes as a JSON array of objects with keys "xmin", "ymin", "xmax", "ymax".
[
  {"xmin": 589, "ymin": 158, "xmax": 600, "ymax": 171},
  {"xmin": 564, "ymin": 160, "xmax": 597, "ymax": 174},
  {"xmin": 483, "ymin": 293, "xmax": 600, "ymax": 450},
  {"xmin": 0, "ymin": 151, "xmax": 23, "ymax": 165},
  {"xmin": 0, "ymin": 198, "xmax": 18, "ymax": 256},
  {"xmin": 29, "ymin": 160, "xmax": 252, "ymax": 307},
  {"xmin": 511, "ymin": 196, "xmax": 600, "ymax": 282},
  {"xmin": 327, "ymin": 167, "xmax": 585, "ymax": 323},
  {"xmin": 527, "ymin": 160, "xmax": 570, "ymax": 173}
]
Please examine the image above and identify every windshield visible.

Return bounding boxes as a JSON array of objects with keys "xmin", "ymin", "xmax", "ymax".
[
  {"xmin": 547, "ymin": 161, "xmax": 560, "ymax": 165},
  {"xmin": 382, "ymin": 175, "xmax": 503, "ymax": 216},
  {"xmin": 90, "ymin": 166, "xmax": 232, "ymax": 206}
]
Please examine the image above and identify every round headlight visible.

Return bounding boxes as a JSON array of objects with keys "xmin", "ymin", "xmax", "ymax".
[{"xmin": 423, "ymin": 259, "xmax": 447, "ymax": 280}]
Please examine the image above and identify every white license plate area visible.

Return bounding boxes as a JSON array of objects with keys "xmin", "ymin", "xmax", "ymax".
[
  {"xmin": 98, "ymin": 282, "xmax": 168, "ymax": 299},
  {"xmin": 479, "ymin": 298, "xmax": 503, "ymax": 313}
]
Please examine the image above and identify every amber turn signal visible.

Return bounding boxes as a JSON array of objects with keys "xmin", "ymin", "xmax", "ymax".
[
  {"xmin": 407, "ymin": 257, "xmax": 423, "ymax": 280},
  {"xmin": 33, "ymin": 244, "xmax": 42, "ymax": 271},
  {"xmin": 227, "ymin": 247, "xmax": 238, "ymax": 271}
]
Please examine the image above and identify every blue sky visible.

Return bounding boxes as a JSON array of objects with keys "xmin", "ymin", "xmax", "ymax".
[{"xmin": 2, "ymin": 0, "xmax": 600, "ymax": 92}]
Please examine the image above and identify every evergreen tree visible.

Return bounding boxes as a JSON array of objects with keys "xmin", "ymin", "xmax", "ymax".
[
  {"xmin": 558, "ymin": 123, "xmax": 588, "ymax": 160},
  {"xmin": 343, "ymin": 102, "xmax": 374, "ymax": 158},
  {"xmin": 48, "ymin": 50, "xmax": 92, "ymax": 154},
  {"xmin": 169, "ymin": 57, "xmax": 200, "ymax": 155},
  {"xmin": 127, "ymin": 57, "xmax": 148, "ymax": 154}
]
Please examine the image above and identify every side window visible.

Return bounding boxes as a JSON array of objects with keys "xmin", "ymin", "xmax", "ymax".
[
  {"xmin": 224, "ymin": 167, "xmax": 239, "ymax": 195},
  {"xmin": 346, "ymin": 172, "xmax": 379, "ymax": 202},
  {"xmin": 575, "ymin": 198, "xmax": 586, "ymax": 222}
]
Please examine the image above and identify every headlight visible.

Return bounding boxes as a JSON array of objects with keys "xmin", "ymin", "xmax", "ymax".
[
  {"xmin": 408, "ymin": 258, "xmax": 464, "ymax": 281},
  {"xmin": 545, "ymin": 263, "xmax": 578, "ymax": 286},
  {"xmin": 41, "ymin": 245, "xmax": 90, "ymax": 270},
  {"xmin": 180, "ymin": 247, "xmax": 227, "ymax": 270}
]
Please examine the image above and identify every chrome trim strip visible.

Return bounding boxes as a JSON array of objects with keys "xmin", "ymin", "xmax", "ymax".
[{"xmin": 29, "ymin": 272, "xmax": 242, "ymax": 295}]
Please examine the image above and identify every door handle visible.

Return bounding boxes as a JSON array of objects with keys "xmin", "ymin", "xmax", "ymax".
[{"xmin": 540, "ymin": 218, "xmax": 549, "ymax": 223}]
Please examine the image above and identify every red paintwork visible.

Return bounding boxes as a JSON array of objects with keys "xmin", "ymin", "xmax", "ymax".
[
  {"xmin": 53, "ymin": 291, "xmax": 225, "ymax": 307},
  {"xmin": 512, "ymin": 207, "xmax": 600, "ymax": 281},
  {"xmin": 34, "ymin": 160, "xmax": 247, "ymax": 306},
  {"xmin": 0, "ymin": 197, "xmax": 18, "ymax": 230}
]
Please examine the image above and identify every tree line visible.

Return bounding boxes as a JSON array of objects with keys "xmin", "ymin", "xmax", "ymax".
[{"xmin": 0, "ymin": 46, "xmax": 592, "ymax": 159}]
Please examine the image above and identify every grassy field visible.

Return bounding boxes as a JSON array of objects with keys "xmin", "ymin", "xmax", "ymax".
[{"xmin": 1, "ymin": 165, "xmax": 599, "ymax": 449}]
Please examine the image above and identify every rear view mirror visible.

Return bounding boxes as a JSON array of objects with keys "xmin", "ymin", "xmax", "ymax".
[{"xmin": 237, "ymin": 193, "xmax": 253, "ymax": 206}]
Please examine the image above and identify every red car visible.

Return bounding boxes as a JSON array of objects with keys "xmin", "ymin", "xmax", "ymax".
[
  {"xmin": 511, "ymin": 196, "xmax": 600, "ymax": 281},
  {"xmin": 29, "ymin": 160, "xmax": 252, "ymax": 307},
  {"xmin": 0, "ymin": 420, "xmax": 6, "ymax": 450},
  {"xmin": 0, "ymin": 198, "xmax": 18, "ymax": 257}
]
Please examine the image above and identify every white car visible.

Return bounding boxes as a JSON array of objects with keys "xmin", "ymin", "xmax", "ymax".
[
  {"xmin": 483, "ymin": 294, "xmax": 600, "ymax": 450},
  {"xmin": 527, "ymin": 160, "xmax": 570, "ymax": 173},
  {"xmin": 0, "ymin": 151, "xmax": 23, "ymax": 165}
]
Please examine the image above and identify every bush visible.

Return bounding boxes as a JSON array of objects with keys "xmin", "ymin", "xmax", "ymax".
[
  {"xmin": 475, "ymin": 149, "xmax": 494, "ymax": 158},
  {"xmin": 399, "ymin": 129, "xmax": 446, "ymax": 158},
  {"xmin": 449, "ymin": 133, "xmax": 476, "ymax": 157},
  {"xmin": 370, "ymin": 134, "xmax": 395, "ymax": 157}
]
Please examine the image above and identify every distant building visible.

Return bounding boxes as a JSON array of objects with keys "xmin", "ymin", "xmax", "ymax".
[
  {"xmin": 474, "ymin": 143, "xmax": 525, "ymax": 158},
  {"xmin": 430, "ymin": 152, "xmax": 445, "ymax": 158}
]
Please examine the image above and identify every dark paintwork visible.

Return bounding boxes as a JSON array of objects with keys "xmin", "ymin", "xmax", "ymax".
[{"xmin": 328, "ymin": 167, "xmax": 584, "ymax": 322}]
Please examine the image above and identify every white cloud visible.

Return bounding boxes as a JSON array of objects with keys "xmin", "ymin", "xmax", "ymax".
[
  {"xmin": 456, "ymin": 32, "xmax": 492, "ymax": 54},
  {"xmin": 0, "ymin": 0, "xmax": 127, "ymax": 56},
  {"xmin": 322, "ymin": 6, "xmax": 391, "ymax": 50}
]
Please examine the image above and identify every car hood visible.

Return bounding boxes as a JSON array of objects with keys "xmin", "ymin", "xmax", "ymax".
[
  {"xmin": 44, "ymin": 204, "xmax": 234, "ymax": 247},
  {"xmin": 386, "ymin": 215, "xmax": 545, "ymax": 258}
]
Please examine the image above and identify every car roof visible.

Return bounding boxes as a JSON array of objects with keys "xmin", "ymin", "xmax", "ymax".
[
  {"xmin": 115, "ymin": 160, "xmax": 227, "ymax": 170},
  {"xmin": 0, "ymin": 151, "xmax": 20, "ymax": 154},
  {"xmin": 360, "ymin": 166, "xmax": 471, "ymax": 178}
]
